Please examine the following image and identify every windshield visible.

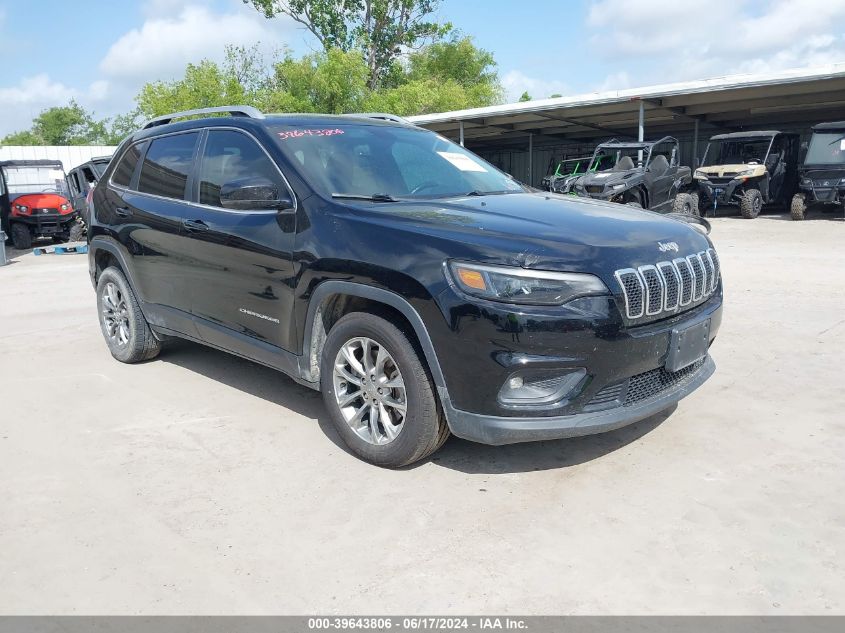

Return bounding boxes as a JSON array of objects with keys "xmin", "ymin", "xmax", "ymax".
[
  {"xmin": 804, "ymin": 132, "xmax": 845, "ymax": 165},
  {"xmin": 2, "ymin": 166, "xmax": 70, "ymax": 197},
  {"xmin": 272, "ymin": 123, "xmax": 525, "ymax": 199},
  {"xmin": 703, "ymin": 138, "xmax": 772, "ymax": 166}
]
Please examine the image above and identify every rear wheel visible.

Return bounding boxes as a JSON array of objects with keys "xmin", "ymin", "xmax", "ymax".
[
  {"xmin": 688, "ymin": 192, "xmax": 701, "ymax": 216},
  {"xmin": 672, "ymin": 193, "xmax": 695, "ymax": 215},
  {"xmin": 68, "ymin": 221, "xmax": 84, "ymax": 242},
  {"xmin": 739, "ymin": 188, "xmax": 763, "ymax": 219},
  {"xmin": 790, "ymin": 194, "xmax": 807, "ymax": 221},
  {"xmin": 321, "ymin": 312, "xmax": 449, "ymax": 468},
  {"xmin": 96, "ymin": 267, "xmax": 161, "ymax": 363},
  {"xmin": 10, "ymin": 223, "xmax": 32, "ymax": 249}
]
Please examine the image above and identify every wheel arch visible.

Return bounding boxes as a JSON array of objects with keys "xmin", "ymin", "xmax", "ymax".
[
  {"xmin": 300, "ymin": 281, "xmax": 448, "ymax": 394},
  {"xmin": 89, "ymin": 237, "xmax": 142, "ymax": 297}
]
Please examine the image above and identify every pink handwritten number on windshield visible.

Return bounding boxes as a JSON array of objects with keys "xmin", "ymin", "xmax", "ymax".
[{"xmin": 278, "ymin": 129, "xmax": 345, "ymax": 140}]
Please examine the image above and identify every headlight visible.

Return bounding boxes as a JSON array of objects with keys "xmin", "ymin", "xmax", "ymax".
[
  {"xmin": 14, "ymin": 204, "xmax": 30, "ymax": 215},
  {"xmin": 448, "ymin": 261, "xmax": 609, "ymax": 306},
  {"xmin": 60, "ymin": 203, "xmax": 69, "ymax": 211},
  {"xmin": 611, "ymin": 183, "xmax": 625, "ymax": 190},
  {"xmin": 801, "ymin": 178, "xmax": 812, "ymax": 186},
  {"xmin": 736, "ymin": 169, "xmax": 755, "ymax": 177},
  {"xmin": 694, "ymin": 169, "xmax": 708, "ymax": 180}
]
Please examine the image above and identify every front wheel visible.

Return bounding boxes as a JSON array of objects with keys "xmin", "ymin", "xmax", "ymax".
[
  {"xmin": 672, "ymin": 193, "xmax": 695, "ymax": 215},
  {"xmin": 739, "ymin": 188, "xmax": 763, "ymax": 218},
  {"xmin": 320, "ymin": 312, "xmax": 449, "ymax": 468},
  {"xmin": 790, "ymin": 194, "xmax": 807, "ymax": 221},
  {"xmin": 10, "ymin": 224, "xmax": 32, "ymax": 249}
]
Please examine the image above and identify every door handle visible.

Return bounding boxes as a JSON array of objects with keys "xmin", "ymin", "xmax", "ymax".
[
  {"xmin": 114, "ymin": 206, "xmax": 132, "ymax": 218},
  {"xmin": 183, "ymin": 219, "xmax": 209, "ymax": 232}
]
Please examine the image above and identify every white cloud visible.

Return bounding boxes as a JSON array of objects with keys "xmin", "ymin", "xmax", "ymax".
[
  {"xmin": 100, "ymin": 4, "xmax": 292, "ymax": 81},
  {"xmin": 586, "ymin": 0, "xmax": 845, "ymax": 85},
  {"xmin": 0, "ymin": 74, "xmax": 76, "ymax": 136},
  {"xmin": 502, "ymin": 69, "xmax": 569, "ymax": 102}
]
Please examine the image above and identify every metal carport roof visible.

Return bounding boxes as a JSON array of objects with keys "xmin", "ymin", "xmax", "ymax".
[{"xmin": 408, "ymin": 63, "xmax": 845, "ymax": 149}]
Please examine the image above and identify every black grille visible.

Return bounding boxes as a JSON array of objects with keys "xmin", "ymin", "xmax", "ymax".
[
  {"xmin": 658, "ymin": 262, "xmax": 679, "ymax": 309},
  {"xmin": 709, "ymin": 249, "xmax": 720, "ymax": 292},
  {"xmin": 618, "ymin": 271, "xmax": 643, "ymax": 317},
  {"xmin": 675, "ymin": 259, "xmax": 693, "ymax": 304},
  {"xmin": 641, "ymin": 267, "xmax": 662, "ymax": 314},
  {"xmin": 688, "ymin": 256, "xmax": 705, "ymax": 300},
  {"xmin": 585, "ymin": 382, "xmax": 626, "ymax": 409},
  {"xmin": 585, "ymin": 185, "xmax": 604, "ymax": 194},
  {"xmin": 624, "ymin": 358, "xmax": 707, "ymax": 406}
]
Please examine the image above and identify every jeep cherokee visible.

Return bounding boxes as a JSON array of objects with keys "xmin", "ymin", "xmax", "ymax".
[{"xmin": 88, "ymin": 106, "xmax": 723, "ymax": 468}]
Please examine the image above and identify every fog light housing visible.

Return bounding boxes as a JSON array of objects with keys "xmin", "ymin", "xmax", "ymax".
[{"xmin": 498, "ymin": 368, "xmax": 587, "ymax": 406}]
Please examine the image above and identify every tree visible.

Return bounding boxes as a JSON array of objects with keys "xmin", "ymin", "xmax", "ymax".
[
  {"xmin": 549, "ymin": 93, "xmax": 562, "ymax": 98},
  {"xmin": 518, "ymin": 91, "xmax": 532, "ymax": 102},
  {"xmin": 407, "ymin": 35, "xmax": 501, "ymax": 101},
  {"xmin": 244, "ymin": 0, "xmax": 451, "ymax": 89},
  {"xmin": 1, "ymin": 100, "xmax": 108, "ymax": 146}
]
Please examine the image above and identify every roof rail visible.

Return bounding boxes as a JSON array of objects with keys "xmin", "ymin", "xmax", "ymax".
[
  {"xmin": 142, "ymin": 105, "xmax": 265, "ymax": 130},
  {"xmin": 343, "ymin": 112, "xmax": 414, "ymax": 126}
]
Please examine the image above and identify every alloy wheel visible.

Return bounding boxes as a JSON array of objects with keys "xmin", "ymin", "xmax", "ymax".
[
  {"xmin": 101, "ymin": 282, "xmax": 130, "ymax": 346},
  {"xmin": 332, "ymin": 337, "xmax": 407, "ymax": 445}
]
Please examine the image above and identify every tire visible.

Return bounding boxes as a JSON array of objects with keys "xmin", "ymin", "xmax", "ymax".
[
  {"xmin": 672, "ymin": 193, "xmax": 694, "ymax": 214},
  {"xmin": 96, "ymin": 266, "xmax": 161, "ymax": 363},
  {"xmin": 688, "ymin": 191, "xmax": 701, "ymax": 216},
  {"xmin": 10, "ymin": 223, "xmax": 32, "ymax": 249},
  {"xmin": 68, "ymin": 221, "xmax": 84, "ymax": 242},
  {"xmin": 320, "ymin": 312, "xmax": 449, "ymax": 468},
  {"xmin": 739, "ymin": 188, "xmax": 763, "ymax": 219},
  {"xmin": 790, "ymin": 194, "xmax": 807, "ymax": 221}
]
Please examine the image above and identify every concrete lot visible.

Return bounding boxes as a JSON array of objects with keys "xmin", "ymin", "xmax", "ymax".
[{"xmin": 1, "ymin": 211, "xmax": 843, "ymax": 615}]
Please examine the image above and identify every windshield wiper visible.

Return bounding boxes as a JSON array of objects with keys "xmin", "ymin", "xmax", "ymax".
[
  {"xmin": 331, "ymin": 192, "xmax": 398, "ymax": 202},
  {"xmin": 463, "ymin": 189, "xmax": 517, "ymax": 197}
]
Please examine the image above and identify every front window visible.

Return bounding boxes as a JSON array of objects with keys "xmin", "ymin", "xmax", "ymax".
[
  {"xmin": 703, "ymin": 138, "xmax": 773, "ymax": 166},
  {"xmin": 592, "ymin": 146, "xmax": 649, "ymax": 171},
  {"xmin": 2, "ymin": 166, "xmax": 70, "ymax": 197},
  {"xmin": 804, "ymin": 132, "xmax": 845, "ymax": 165},
  {"xmin": 272, "ymin": 123, "xmax": 524, "ymax": 199}
]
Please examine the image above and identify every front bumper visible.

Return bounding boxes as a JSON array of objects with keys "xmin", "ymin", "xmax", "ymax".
[
  {"xmin": 799, "ymin": 183, "xmax": 844, "ymax": 204},
  {"xmin": 13, "ymin": 211, "xmax": 78, "ymax": 234},
  {"xmin": 441, "ymin": 355, "xmax": 714, "ymax": 445},
  {"xmin": 696, "ymin": 179, "xmax": 740, "ymax": 205}
]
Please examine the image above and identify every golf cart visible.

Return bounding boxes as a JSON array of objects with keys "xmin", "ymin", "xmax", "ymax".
[
  {"xmin": 572, "ymin": 137, "xmax": 694, "ymax": 212},
  {"xmin": 0, "ymin": 160, "xmax": 83, "ymax": 249},
  {"xmin": 541, "ymin": 153, "xmax": 615, "ymax": 194},
  {"xmin": 693, "ymin": 131, "xmax": 800, "ymax": 218},
  {"xmin": 790, "ymin": 121, "xmax": 845, "ymax": 220}
]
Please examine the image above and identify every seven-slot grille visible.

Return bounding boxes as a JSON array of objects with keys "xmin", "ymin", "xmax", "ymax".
[{"xmin": 614, "ymin": 248, "xmax": 720, "ymax": 320}]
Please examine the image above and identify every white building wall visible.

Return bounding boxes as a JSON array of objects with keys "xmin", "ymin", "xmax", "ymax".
[{"xmin": 0, "ymin": 146, "xmax": 117, "ymax": 171}]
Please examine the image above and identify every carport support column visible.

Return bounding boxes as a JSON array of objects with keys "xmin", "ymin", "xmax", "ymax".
[
  {"xmin": 459, "ymin": 121, "xmax": 464, "ymax": 147},
  {"xmin": 528, "ymin": 133, "xmax": 533, "ymax": 186},
  {"xmin": 638, "ymin": 100, "xmax": 644, "ymax": 164},
  {"xmin": 693, "ymin": 119, "xmax": 699, "ymax": 166}
]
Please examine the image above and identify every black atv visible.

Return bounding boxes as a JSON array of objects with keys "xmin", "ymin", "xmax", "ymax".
[
  {"xmin": 693, "ymin": 131, "xmax": 800, "ymax": 218},
  {"xmin": 572, "ymin": 137, "xmax": 694, "ymax": 213},
  {"xmin": 790, "ymin": 121, "xmax": 845, "ymax": 220},
  {"xmin": 542, "ymin": 154, "xmax": 614, "ymax": 194}
]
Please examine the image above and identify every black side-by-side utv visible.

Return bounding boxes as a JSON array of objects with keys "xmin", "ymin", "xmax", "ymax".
[{"xmin": 791, "ymin": 121, "xmax": 845, "ymax": 220}]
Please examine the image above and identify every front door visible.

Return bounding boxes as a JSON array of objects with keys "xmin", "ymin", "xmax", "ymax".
[{"xmin": 183, "ymin": 129, "xmax": 297, "ymax": 352}]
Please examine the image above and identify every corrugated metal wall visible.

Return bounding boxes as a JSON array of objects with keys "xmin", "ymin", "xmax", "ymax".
[{"xmin": 0, "ymin": 146, "xmax": 117, "ymax": 171}]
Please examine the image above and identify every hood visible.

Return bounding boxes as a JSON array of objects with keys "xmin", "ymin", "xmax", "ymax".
[
  {"xmin": 578, "ymin": 169, "xmax": 640, "ymax": 187},
  {"xmin": 338, "ymin": 192, "xmax": 711, "ymax": 279},
  {"xmin": 696, "ymin": 164, "xmax": 766, "ymax": 178},
  {"xmin": 9, "ymin": 192, "xmax": 71, "ymax": 208}
]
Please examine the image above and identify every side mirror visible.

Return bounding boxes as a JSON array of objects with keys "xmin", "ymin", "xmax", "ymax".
[{"xmin": 219, "ymin": 177, "xmax": 294, "ymax": 212}]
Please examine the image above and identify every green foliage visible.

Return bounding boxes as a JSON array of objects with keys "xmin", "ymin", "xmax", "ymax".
[
  {"xmin": 519, "ymin": 91, "xmax": 532, "ymax": 102},
  {"xmin": 244, "ymin": 0, "xmax": 451, "ymax": 88},
  {"xmin": 2, "ymin": 100, "xmax": 105, "ymax": 146}
]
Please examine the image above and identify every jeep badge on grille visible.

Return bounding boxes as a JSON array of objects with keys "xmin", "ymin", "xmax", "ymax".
[{"xmin": 658, "ymin": 241, "xmax": 679, "ymax": 253}]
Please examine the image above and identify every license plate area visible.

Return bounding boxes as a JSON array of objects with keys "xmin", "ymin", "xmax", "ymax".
[{"xmin": 666, "ymin": 318, "xmax": 710, "ymax": 372}]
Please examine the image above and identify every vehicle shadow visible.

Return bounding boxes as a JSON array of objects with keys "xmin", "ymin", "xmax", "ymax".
[{"xmin": 158, "ymin": 339, "xmax": 674, "ymax": 474}]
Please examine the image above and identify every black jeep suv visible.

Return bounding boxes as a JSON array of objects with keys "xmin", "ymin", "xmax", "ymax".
[{"xmin": 88, "ymin": 106, "xmax": 723, "ymax": 467}]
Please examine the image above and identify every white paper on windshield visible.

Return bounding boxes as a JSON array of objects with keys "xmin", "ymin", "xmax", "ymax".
[
  {"xmin": 437, "ymin": 151, "xmax": 487, "ymax": 172},
  {"xmin": 840, "ymin": 139, "xmax": 845, "ymax": 150}
]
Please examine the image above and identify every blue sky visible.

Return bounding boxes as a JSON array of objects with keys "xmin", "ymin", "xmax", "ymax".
[{"xmin": 2, "ymin": 0, "xmax": 845, "ymax": 136}]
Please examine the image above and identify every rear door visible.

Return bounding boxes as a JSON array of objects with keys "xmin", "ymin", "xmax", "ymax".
[
  {"xmin": 105, "ymin": 132, "xmax": 200, "ymax": 334},
  {"xmin": 183, "ymin": 128, "xmax": 297, "ymax": 352}
]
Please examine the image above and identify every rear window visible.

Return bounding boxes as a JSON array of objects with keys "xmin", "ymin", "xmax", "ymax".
[
  {"xmin": 112, "ymin": 143, "xmax": 144, "ymax": 187},
  {"xmin": 138, "ymin": 133, "xmax": 199, "ymax": 200}
]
